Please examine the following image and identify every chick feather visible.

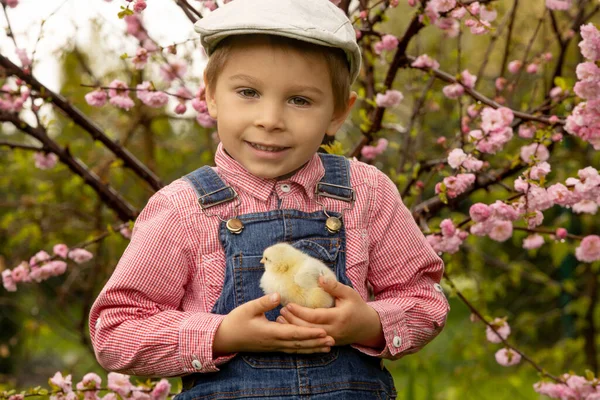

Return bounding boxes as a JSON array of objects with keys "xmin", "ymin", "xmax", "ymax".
[{"xmin": 260, "ymin": 243, "xmax": 337, "ymax": 308}]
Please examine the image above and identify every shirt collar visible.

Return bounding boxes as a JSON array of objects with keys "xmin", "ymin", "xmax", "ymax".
[{"xmin": 214, "ymin": 142, "xmax": 325, "ymax": 203}]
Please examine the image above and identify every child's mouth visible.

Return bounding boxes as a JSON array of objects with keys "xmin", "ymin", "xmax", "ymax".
[{"xmin": 246, "ymin": 141, "xmax": 289, "ymax": 152}]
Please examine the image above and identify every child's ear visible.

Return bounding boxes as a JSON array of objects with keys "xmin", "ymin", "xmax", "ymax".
[
  {"xmin": 203, "ymin": 71, "xmax": 218, "ymax": 119},
  {"xmin": 325, "ymin": 91, "xmax": 358, "ymax": 137}
]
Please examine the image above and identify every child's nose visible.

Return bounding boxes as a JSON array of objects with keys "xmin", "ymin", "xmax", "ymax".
[{"xmin": 254, "ymin": 100, "xmax": 285, "ymax": 132}]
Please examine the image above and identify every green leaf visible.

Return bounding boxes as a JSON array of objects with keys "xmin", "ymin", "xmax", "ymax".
[{"xmin": 319, "ymin": 141, "xmax": 345, "ymax": 155}]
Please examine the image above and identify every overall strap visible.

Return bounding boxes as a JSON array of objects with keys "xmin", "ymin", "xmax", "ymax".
[
  {"xmin": 182, "ymin": 166, "xmax": 237, "ymax": 209},
  {"xmin": 316, "ymin": 153, "xmax": 355, "ymax": 202}
]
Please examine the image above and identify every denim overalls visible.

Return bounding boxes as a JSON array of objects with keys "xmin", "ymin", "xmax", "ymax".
[{"xmin": 178, "ymin": 154, "xmax": 397, "ymax": 400}]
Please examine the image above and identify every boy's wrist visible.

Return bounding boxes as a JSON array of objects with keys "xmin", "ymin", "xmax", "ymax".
[
  {"xmin": 355, "ymin": 305, "xmax": 385, "ymax": 349},
  {"xmin": 213, "ymin": 315, "xmax": 238, "ymax": 356}
]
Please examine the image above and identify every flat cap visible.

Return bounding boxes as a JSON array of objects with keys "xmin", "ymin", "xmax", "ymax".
[{"xmin": 194, "ymin": 0, "xmax": 361, "ymax": 84}]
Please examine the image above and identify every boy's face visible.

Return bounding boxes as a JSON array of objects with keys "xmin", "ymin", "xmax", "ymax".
[{"xmin": 204, "ymin": 40, "xmax": 355, "ymax": 180}]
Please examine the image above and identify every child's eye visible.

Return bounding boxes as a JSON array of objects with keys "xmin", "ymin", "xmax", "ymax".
[
  {"xmin": 238, "ymin": 89, "xmax": 258, "ymax": 98},
  {"xmin": 290, "ymin": 97, "xmax": 310, "ymax": 106}
]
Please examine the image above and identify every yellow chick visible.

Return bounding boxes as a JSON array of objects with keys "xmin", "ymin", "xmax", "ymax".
[{"xmin": 260, "ymin": 243, "xmax": 337, "ymax": 308}]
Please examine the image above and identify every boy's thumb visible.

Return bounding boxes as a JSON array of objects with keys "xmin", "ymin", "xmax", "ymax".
[{"xmin": 255, "ymin": 293, "xmax": 280, "ymax": 313}]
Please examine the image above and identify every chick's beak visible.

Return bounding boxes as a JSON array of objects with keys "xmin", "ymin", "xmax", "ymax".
[{"xmin": 260, "ymin": 257, "xmax": 265, "ymax": 264}]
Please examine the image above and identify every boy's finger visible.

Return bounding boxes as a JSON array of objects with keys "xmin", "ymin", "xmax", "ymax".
[
  {"xmin": 318, "ymin": 277, "xmax": 354, "ymax": 299},
  {"xmin": 271, "ymin": 321, "xmax": 327, "ymax": 341},
  {"xmin": 276, "ymin": 337, "xmax": 334, "ymax": 351},
  {"xmin": 284, "ymin": 303, "xmax": 332, "ymax": 325},
  {"xmin": 249, "ymin": 293, "xmax": 280, "ymax": 314}
]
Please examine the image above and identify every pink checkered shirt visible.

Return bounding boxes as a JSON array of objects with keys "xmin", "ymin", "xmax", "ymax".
[{"xmin": 89, "ymin": 143, "xmax": 449, "ymax": 377}]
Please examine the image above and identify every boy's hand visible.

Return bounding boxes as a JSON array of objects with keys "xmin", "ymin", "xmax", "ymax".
[
  {"xmin": 276, "ymin": 277, "xmax": 385, "ymax": 349},
  {"xmin": 213, "ymin": 293, "xmax": 335, "ymax": 356}
]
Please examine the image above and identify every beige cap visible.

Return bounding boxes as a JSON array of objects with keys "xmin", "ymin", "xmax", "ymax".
[{"xmin": 194, "ymin": 0, "xmax": 361, "ymax": 84}]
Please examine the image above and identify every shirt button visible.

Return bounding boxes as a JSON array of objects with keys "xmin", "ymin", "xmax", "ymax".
[
  {"xmin": 191, "ymin": 359, "xmax": 202, "ymax": 370},
  {"xmin": 280, "ymin": 184, "xmax": 291, "ymax": 193},
  {"xmin": 393, "ymin": 336, "xmax": 402, "ymax": 348},
  {"xmin": 434, "ymin": 283, "xmax": 444, "ymax": 293}
]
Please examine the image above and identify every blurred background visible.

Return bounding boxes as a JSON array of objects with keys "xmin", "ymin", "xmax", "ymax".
[{"xmin": 1, "ymin": 0, "xmax": 599, "ymax": 399}]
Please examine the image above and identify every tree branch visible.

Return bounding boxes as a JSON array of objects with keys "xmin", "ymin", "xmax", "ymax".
[{"xmin": 0, "ymin": 53, "xmax": 164, "ymax": 192}]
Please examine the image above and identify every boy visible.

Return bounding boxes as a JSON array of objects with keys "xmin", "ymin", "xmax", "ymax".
[{"xmin": 89, "ymin": 0, "xmax": 449, "ymax": 398}]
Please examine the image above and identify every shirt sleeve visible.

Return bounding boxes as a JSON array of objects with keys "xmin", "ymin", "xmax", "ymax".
[
  {"xmin": 89, "ymin": 192, "xmax": 235, "ymax": 377},
  {"xmin": 351, "ymin": 169, "xmax": 450, "ymax": 359}
]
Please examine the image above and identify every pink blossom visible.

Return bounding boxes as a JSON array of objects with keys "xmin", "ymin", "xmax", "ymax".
[
  {"xmin": 440, "ymin": 219, "xmax": 456, "ymax": 237},
  {"xmin": 196, "ymin": 113, "xmax": 216, "ymax": 128},
  {"xmin": 48, "ymin": 261, "xmax": 67, "ymax": 276},
  {"xmin": 132, "ymin": 48, "xmax": 149, "ymax": 70},
  {"xmin": 495, "ymin": 77, "xmax": 507, "ymax": 91},
  {"xmin": 29, "ymin": 250, "xmax": 50, "ymax": 267},
  {"xmin": 375, "ymin": 90, "xmax": 404, "ymax": 108},
  {"xmin": 525, "ymin": 63, "xmax": 539, "ymax": 74},
  {"xmin": 575, "ymin": 61, "xmax": 600, "ymax": 82},
  {"xmin": 53, "ymin": 244, "xmax": 69, "ymax": 259},
  {"xmin": 460, "ymin": 70, "xmax": 477, "ymax": 88},
  {"xmin": 435, "ymin": 173, "xmax": 475, "ymax": 198},
  {"xmin": 556, "ymin": 228, "xmax": 568, "ymax": 240},
  {"xmin": 564, "ymin": 100, "xmax": 600, "ymax": 150},
  {"xmin": 488, "ymin": 220, "xmax": 513, "ymax": 242},
  {"xmin": 76, "ymin": 373, "xmax": 102, "ymax": 400},
  {"xmin": 85, "ymin": 90, "xmax": 108, "ymax": 107},
  {"xmin": 527, "ymin": 185, "xmax": 554, "ymax": 211},
  {"xmin": 50, "ymin": 372, "xmax": 73, "ymax": 392},
  {"xmin": 529, "ymin": 161, "xmax": 551, "ymax": 180},
  {"xmin": 107, "ymin": 373, "xmax": 133, "ymax": 398},
  {"xmin": 108, "ymin": 80, "xmax": 129, "ymax": 98},
  {"xmin": 517, "ymin": 123, "xmax": 535, "ymax": 139},
  {"xmin": 548, "ymin": 183, "xmax": 576, "ymax": 206},
  {"xmin": 491, "ymin": 200, "xmax": 521, "ymax": 221},
  {"xmin": 411, "ymin": 54, "xmax": 440, "ymax": 70},
  {"xmin": 68, "ymin": 248, "xmax": 94, "ymax": 264},
  {"xmin": 579, "ymin": 23, "xmax": 600, "ymax": 61},
  {"xmin": 479, "ymin": 6, "xmax": 497, "ymax": 22},
  {"xmin": 120, "ymin": 226, "xmax": 132, "ymax": 239},
  {"xmin": 374, "ymin": 34, "xmax": 399, "ymax": 54},
  {"xmin": 486, "ymin": 318, "xmax": 511, "ymax": 342},
  {"xmin": 549, "ymin": 86, "xmax": 563, "ymax": 100},
  {"xmin": 34, "ymin": 152, "xmax": 59, "ymax": 170},
  {"xmin": 133, "ymin": 0, "xmax": 146, "ymax": 13},
  {"xmin": 469, "ymin": 203, "xmax": 491, "ymax": 222},
  {"xmin": 514, "ymin": 176, "xmax": 529, "ymax": 193},
  {"xmin": 495, "ymin": 348, "xmax": 521, "ymax": 366},
  {"xmin": 572, "ymin": 199, "xmax": 598, "ymax": 214},
  {"xmin": 534, "ymin": 381, "xmax": 577, "ymax": 399},
  {"xmin": 442, "ymin": 83, "xmax": 464, "ymax": 99},
  {"xmin": 447, "ymin": 148, "xmax": 466, "ymax": 169},
  {"xmin": 174, "ymin": 103, "xmax": 187, "ymax": 114},
  {"xmin": 137, "ymin": 82, "xmax": 169, "ymax": 108},
  {"xmin": 574, "ymin": 79, "xmax": 600, "ymax": 100},
  {"xmin": 361, "ymin": 138, "xmax": 388, "ymax": 160},
  {"xmin": 507, "ymin": 60, "xmax": 522, "ymax": 74},
  {"xmin": 150, "ymin": 379, "xmax": 171, "ymax": 400},
  {"xmin": 5, "ymin": 0, "xmax": 18, "ymax": 8},
  {"xmin": 481, "ymin": 107, "xmax": 508, "ymax": 133},
  {"xmin": 124, "ymin": 15, "xmax": 147, "ymax": 41},
  {"xmin": 520, "ymin": 143, "xmax": 549, "ymax": 163},
  {"xmin": 450, "ymin": 6, "xmax": 466, "ymax": 19},
  {"xmin": 204, "ymin": 0, "xmax": 218, "ymax": 10},
  {"xmin": 546, "ymin": 0, "xmax": 572, "ymax": 10},
  {"xmin": 575, "ymin": 235, "xmax": 600, "ymax": 262},
  {"xmin": 523, "ymin": 234, "xmax": 544, "ymax": 250},
  {"xmin": 15, "ymin": 48, "xmax": 31, "ymax": 68},
  {"xmin": 435, "ymin": 17, "xmax": 460, "ymax": 37},
  {"xmin": 2, "ymin": 270, "xmax": 16, "ymax": 292},
  {"xmin": 109, "ymin": 95, "xmax": 135, "ymax": 111},
  {"xmin": 191, "ymin": 98, "xmax": 208, "ymax": 113},
  {"xmin": 11, "ymin": 262, "xmax": 29, "ymax": 283},
  {"xmin": 430, "ymin": 0, "xmax": 456, "ymax": 13}
]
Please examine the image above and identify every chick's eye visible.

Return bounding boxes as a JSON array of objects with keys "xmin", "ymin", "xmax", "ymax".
[
  {"xmin": 238, "ymin": 89, "xmax": 258, "ymax": 98},
  {"xmin": 290, "ymin": 97, "xmax": 310, "ymax": 106}
]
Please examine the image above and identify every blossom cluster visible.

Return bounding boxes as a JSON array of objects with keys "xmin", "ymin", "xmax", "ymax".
[
  {"xmin": 426, "ymin": 219, "xmax": 468, "ymax": 254},
  {"xmin": 360, "ymin": 138, "xmax": 389, "ymax": 160},
  {"xmin": 483, "ymin": 318, "xmax": 522, "ymax": 367},
  {"xmin": 413, "ymin": 1, "xmax": 497, "ymax": 37},
  {"xmin": 534, "ymin": 374, "xmax": 600, "ymax": 399},
  {"xmin": 565, "ymin": 24, "xmax": 600, "ymax": 150},
  {"xmin": 1, "ymin": 245, "xmax": 93, "ymax": 292},
  {"xmin": 0, "ymin": 80, "xmax": 29, "ymax": 112},
  {"xmin": 466, "ymin": 106, "xmax": 515, "ymax": 154},
  {"xmin": 32, "ymin": 371, "xmax": 172, "ymax": 400}
]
